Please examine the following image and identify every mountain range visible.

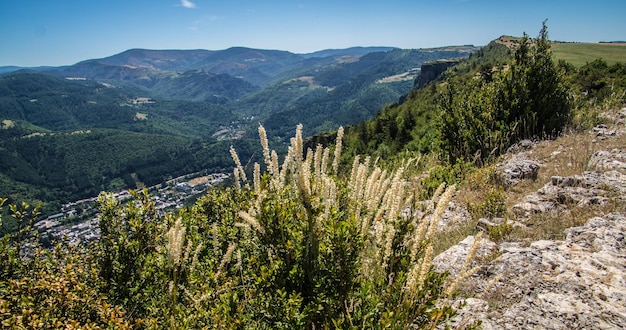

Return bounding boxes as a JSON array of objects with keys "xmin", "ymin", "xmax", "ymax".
[{"xmin": 0, "ymin": 44, "xmax": 477, "ymax": 213}]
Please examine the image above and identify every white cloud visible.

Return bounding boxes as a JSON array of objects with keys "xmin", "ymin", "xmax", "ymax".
[{"xmin": 181, "ymin": 0, "xmax": 196, "ymax": 9}]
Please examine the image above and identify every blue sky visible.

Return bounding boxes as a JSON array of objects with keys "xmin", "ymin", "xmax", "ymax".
[{"xmin": 1, "ymin": 0, "xmax": 624, "ymax": 66}]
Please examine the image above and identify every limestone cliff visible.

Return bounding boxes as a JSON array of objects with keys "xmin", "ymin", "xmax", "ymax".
[{"xmin": 414, "ymin": 58, "xmax": 462, "ymax": 89}]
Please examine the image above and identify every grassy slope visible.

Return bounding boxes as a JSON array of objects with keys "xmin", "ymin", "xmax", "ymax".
[{"xmin": 552, "ymin": 42, "xmax": 626, "ymax": 66}]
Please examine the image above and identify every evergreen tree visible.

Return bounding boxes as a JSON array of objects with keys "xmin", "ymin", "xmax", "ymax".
[{"xmin": 438, "ymin": 22, "xmax": 571, "ymax": 164}]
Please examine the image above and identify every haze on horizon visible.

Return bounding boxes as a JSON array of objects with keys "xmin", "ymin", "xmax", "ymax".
[{"xmin": 1, "ymin": 0, "xmax": 625, "ymax": 67}]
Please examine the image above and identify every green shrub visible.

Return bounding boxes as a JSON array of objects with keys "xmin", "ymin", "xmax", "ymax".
[
  {"xmin": 438, "ymin": 22, "xmax": 571, "ymax": 164},
  {"xmin": 419, "ymin": 161, "xmax": 473, "ymax": 200},
  {"xmin": 468, "ymin": 187, "xmax": 507, "ymax": 219}
]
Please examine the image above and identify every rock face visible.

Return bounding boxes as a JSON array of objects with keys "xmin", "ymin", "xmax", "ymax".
[
  {"xmin": 435, "ymin": 141, "xmax": 626, "ymax": 328},
  {"xmin": 448, "ymin": 212, "xmax": 626, "ymax": 329},
  {"xmin": 415, "ymin": 59, "xmax": 462, "ymax": 89}
]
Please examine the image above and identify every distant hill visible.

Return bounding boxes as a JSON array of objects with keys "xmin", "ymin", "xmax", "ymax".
[
  {"xmin": 190, "ymin": 47, "xmax": 305, "ymax": 87},
  {"xmin": 299, "ymin": 46, "xmax": 398, "ymax": 59},
  {"xmin": 0, "ymin": 72, "xmax": 239, "ymax": 136},
  {"xmin": 0, "ymin": 71, "xmax": 253, "ymax": 213},
  {"xmin": 0, "ymin": 72, "xmax": 138, "ymax": 130},
  {"xmin": 47, "ymin": 61, "xmax": 259, "ymax": 103},
  {"xmin": 39, "ymin": 45, "xmax": 478, "ymax": 138},
  {"xmin": 85, "ymin": 48, "xmax": 213, "ymax": 71},
  {"xmin": 253, "ymin": 47, "xmax": 478, "ymax": 138},
  {"xmin": 0, "ymin": 66, "xmax": 23, "ymax": 74}
]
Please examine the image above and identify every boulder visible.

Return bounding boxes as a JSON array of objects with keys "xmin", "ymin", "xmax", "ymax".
[
  {"xmin": 433, "ymin": 235, "xmax": 497, "ymax": 277},
  {"xmin": 588, "ymin": 149, "xmax": 626, "ymax": 172},
  {"xmin": 496, "ymin": 154, "xmax": 540, "ymax": 187}
]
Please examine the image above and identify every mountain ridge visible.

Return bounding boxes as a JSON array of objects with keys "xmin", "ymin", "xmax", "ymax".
[{"xmin": 0, "ymin": 45, "xmax": 475, "ymax": 75}]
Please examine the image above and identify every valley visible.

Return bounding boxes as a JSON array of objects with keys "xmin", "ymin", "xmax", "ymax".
[
  {"xmin": 0, "ymin": 45, "xmax": 477, "ymax": 223},
  {"xmin": 34, "ymin": 170, "xmax": 228, "ymax": 246}
]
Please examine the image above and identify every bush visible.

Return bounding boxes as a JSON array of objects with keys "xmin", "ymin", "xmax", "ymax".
[
  {"xmin": 157, "ymin": 124, "xmax": 468, "ymax": 328},
  {"xmin": 438, "ymin": 22, "xmax": 571, "ymax": 164}
]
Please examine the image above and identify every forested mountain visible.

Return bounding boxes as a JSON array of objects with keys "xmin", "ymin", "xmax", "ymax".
[
  {"xmin": 84, "ymin": 48, "xmax": 214, "ymax": 71},
  {"xmin": 0, "ymin": 45, "xmax": 477, "ymax": 213},
  {"xmin": 256, "ymin": 47, "xmax": 477, "ymax": 137},
  {"xmin": 0, "ymin": 72, "xmax": 253, "ymax": 213},
  {"xmin": 47, "ymin": 62, "xmax": 259, "ymax": 104},
  {"xmin": 0, "ymin": 73, "xmax": 141, "ymax": 130},
  {"xmin": 43, "ymin": 46, "xmax": 408, "ymax": 87},
  {"xmin": 0, "ymin": 72, "xmax": 238, "ymax": 135}
]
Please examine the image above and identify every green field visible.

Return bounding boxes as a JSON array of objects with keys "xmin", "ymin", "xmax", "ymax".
[{"xmin": 552, "ymin": 42, "xmax": 626, "ymax": 66}]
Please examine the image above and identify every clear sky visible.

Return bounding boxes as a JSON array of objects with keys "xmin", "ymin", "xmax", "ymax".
[{"xmin": 1, "ymin": 0, "xmax": 625, "ymax": 67}]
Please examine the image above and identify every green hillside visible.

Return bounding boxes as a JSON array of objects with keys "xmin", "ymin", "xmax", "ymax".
[
  {"xmin": 0, "ymin": 72, "xmax": 258, "ymax": 213},
  {"xmin": 0, "ymin": 46, "xmax": 475, "ymax": 215},
  {"xmin": 0, "ymin": 72, "xmax": 244, "ymax": 137},
  {"xmin": 249, "ymin": 47, "xmax": 476, "ymax": 138},
  {"xmin": 0, "ymin": 128, "xmax": 250, "ymax": 214},
  {"xmin": 0, "ymin": 73, "xmax": 137, "ymax": 130},
  {"xmin": 313, "ymin": 25, "xmax": 625, "ymax": 207}
]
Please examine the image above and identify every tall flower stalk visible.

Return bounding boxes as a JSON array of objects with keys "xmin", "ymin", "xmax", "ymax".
[{"xmin": 224, "ymin": 124, "xmax": 470, "ymax": 328}]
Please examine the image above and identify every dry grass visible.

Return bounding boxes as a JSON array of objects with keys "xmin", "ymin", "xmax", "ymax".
[
  {"xmin": 503, "ymin": 132, "xmax": 595, "ymax": 208},
  {"xmin": 507, "ymin": 199, "xmax": 624, "ymax": 243},
  {"xmin": 432, "ymin": 219, "xmax": 479, "ymax": 256}
]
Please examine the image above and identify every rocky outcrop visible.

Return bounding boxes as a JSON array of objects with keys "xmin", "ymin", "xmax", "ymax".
[
  {"xmin": 415, "ymin": 59, "xmax": 462, "ymax": 89},
  {"xmin": 413, "ymin": 199, "xmax": 472, "ymax": 232},
  {"xmin": 432, "ymin": 104, "xmax": 626, "ymax": 328},
  {"xmin": 496, "ymin": 153, "xmax": 540, "ymax": 187},
  {"xmin": 433, "ymin": 143, "xmax": 626, "ymax": 329},
  {"xmin": 512, "ymin": 149, "xmax": 626, "ymax": 221},
  {"xmin": 447, "ymin": 212, "xmax": 626, "ymax": 329},
  {"xmin": 433, "ymin": 235, "xmax": 496, "ymax": 277},
  {"xmin": 588, "ymin": 148, "xmax": 626, "ymax": 172},
  {"xmin": 593, "ymin": 107, "xmax": 626, "ymax": 140}
]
